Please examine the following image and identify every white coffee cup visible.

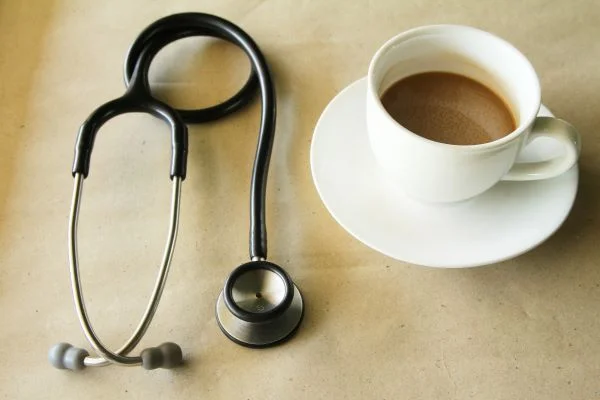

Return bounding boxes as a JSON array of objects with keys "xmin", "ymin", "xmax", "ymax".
[{"xmin": 366, "ymin": 25, "xmax": 581, "ymax": 203}]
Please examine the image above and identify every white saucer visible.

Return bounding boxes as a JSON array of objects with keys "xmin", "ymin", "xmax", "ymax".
[{"xmin": 310, "ymin": 78, "xmax": 579, "ymax": 268}]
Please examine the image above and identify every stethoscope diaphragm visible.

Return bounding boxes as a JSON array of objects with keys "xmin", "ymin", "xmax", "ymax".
[{"xmin": 216, "ymin": 261, "xmax": 304, "ymax": 347}]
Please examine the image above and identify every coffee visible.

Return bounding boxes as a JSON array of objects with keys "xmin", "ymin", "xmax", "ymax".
[{"xmin": 380, "ymin": 72, "xmax": 516, "ymax": 145}]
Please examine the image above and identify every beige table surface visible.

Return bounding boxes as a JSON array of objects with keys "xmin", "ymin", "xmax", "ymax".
[{"xmin": 1, "ymin": 0, "xmax": 599, "ymax": 399}]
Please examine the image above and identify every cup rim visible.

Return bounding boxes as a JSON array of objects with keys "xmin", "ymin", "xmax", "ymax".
[{"xmin": 367, "ymin": 24, "xmax": 542, "ymax": 150}]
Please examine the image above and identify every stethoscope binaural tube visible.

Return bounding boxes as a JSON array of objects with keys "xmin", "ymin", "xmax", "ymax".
[{"xmin": 50, "ymin": 12, "xmax": 303, "ymax": 371}]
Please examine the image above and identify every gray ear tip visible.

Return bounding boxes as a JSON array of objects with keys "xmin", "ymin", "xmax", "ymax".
[
  {"xmin": 140, "ymin": 347, "xmax": 162, "ymax": 370},
  {"xmin": 49, "ymin": 343, "xmax": 73, "ymax": 369},
  {"xmin": 159, "ymin": 342, "xmax": 183, "ymax": 369},
  {"xmin": 48, "ymin": 343, "xmax": 88, "ymax": 371},
  {"xmin": 141, "ymin": 342, "xmax": 183, "ymax": 370}
]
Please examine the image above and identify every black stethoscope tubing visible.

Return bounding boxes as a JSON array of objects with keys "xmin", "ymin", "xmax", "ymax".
[{"xmin": 73, "ymin": 12, "xmax": 274, "ymax": 260}]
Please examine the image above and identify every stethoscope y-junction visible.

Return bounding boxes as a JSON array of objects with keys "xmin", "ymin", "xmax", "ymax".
[{"xmin": 49, "ymin": 12, "xmax": 304, "ymax": 371}]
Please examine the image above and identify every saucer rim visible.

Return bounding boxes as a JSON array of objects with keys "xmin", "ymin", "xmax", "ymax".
[{"xmin": 310, "ymin": 77, "xmax": 579, "ymax": 268}]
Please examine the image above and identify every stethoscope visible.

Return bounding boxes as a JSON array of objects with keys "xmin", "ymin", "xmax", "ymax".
[{"xmin": 48, "ymin": 12, "xmax": 304, "ymax": 371}]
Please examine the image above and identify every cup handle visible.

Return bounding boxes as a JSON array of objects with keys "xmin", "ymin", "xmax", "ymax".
[{"xmin": 502, "ymin": 117, "xmax": 581, "ymax": 181}]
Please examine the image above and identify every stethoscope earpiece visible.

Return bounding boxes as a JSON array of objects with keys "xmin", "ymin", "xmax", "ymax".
[
  {"xmin": 216, "ymin": 261, "xmax": 304, "ymax": 348},
  {"xmin": 139, "ymin": 343, "xmax": 183, "ymax": 370},
  {"xmin": 48, "ymin": 342, "xmax": 183, "ymax": 371},
  {"xmin": 48, "ymin": 343, "xmax": 89, "ymax": 371}
]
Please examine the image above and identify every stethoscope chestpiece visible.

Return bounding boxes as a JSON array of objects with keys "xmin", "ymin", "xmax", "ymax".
[{"xmin": 216, "ymin": 261, "xmax": 304, "ymax": 348}]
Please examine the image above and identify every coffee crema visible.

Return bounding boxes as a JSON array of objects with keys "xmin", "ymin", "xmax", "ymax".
[{"xmin": 380, "ymin": 72, "xmax": 516, "ymax": 145}]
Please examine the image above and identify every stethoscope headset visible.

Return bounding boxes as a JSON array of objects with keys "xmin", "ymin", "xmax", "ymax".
[{"xmin": 49, "ymin": 12, "xmax": 304, "ymax": 371}]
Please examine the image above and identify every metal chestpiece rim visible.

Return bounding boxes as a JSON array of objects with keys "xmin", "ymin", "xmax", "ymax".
[{"xmin": 216, "ymin": 261, "xmax": 304, "ymax": 348}]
